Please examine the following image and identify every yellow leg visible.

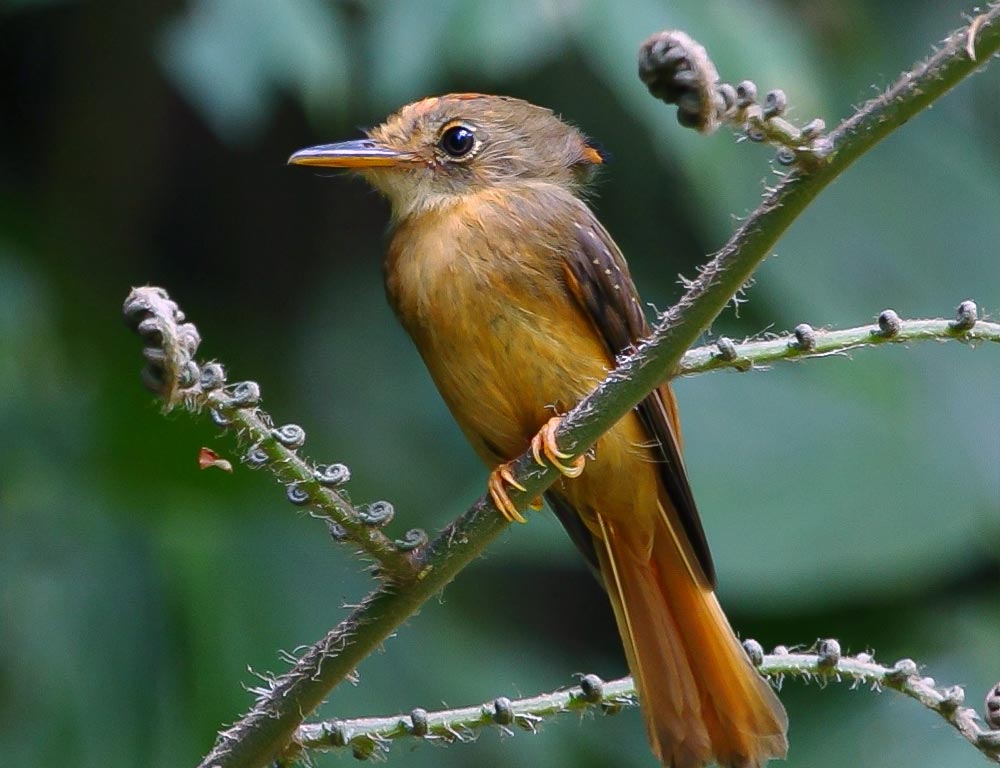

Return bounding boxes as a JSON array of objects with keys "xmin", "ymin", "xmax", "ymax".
[
  {"xmin": 488, "ymin": 417, "xmax": 584, "ymax": 524},
  {"xmin": 530, "ymin": 416, "xmax": 586, "ymax": 478},
  {"xmin": 488, "ymin": 463, "xmax": 528, "ymax": 524}
]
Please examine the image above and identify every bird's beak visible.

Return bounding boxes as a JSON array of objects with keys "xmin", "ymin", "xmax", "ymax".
[{"xmin": 287, "ymin": 139, "xmax": 407, "ymax": 168}]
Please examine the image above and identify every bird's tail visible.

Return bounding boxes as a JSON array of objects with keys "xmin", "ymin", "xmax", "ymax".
[{"xmin": 594, "ymin": 506, "xmax": 788, "ymax": 768}]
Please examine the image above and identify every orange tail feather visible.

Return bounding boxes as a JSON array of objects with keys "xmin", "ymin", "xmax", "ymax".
[{"xmin": 595, "ymin": 510, "xmax": 788, "ymax": 768}]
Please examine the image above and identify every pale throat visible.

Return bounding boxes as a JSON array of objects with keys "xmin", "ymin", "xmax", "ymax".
[{"xmin": 363, "ymin": 167, "xmax": 474, "ymax": 222}]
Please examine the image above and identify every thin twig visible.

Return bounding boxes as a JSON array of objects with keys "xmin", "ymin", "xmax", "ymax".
[
  {"xmin": 293, "ymin": 643, "xmax": 1000, "ymax": 763},
  {"xmin": 638, "ymin": 30, "xmax": 829, "ymax": 168},
  {"xmin": 125, "ymin": 290, "xmax": 1000, "ymax": 765},
  {"xmin": 180, "ymin": 7, "xmax": 1000, "ymax": 767},
  {"xmin": 123, "ymin": 287, "xmax": 422, "ymax": 581},
  {"xmin": 678, "ymin": 305, "xmax": 999, "ymax": 376}
]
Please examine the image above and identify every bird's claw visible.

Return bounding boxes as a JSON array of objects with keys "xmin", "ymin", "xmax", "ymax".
[
  {"xmin": 488, "ymin": 463, "xmax": 528, "ymax": 524},
  {"xmin": 531, "ymin": 416, "xmax": 586, "ymax": 479},
  {"xmin": 488, "ymin": 417, "xmax": 583, "ymax": 523}
]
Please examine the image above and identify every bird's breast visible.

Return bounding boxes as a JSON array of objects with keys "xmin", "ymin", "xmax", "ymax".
[{"xmin": 383, "ymin": 192, "xmax": 612, "ymax": 463}]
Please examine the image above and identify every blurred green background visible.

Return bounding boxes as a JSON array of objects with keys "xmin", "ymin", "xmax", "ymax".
[{"xmin": 1, "ymin": 1, "xmax": 997, "ymax": 766}]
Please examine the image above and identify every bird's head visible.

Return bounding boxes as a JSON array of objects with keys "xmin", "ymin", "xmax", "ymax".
[{"xmin": 289, "ymin": 93, "xmax": 606, "ymax": 220}]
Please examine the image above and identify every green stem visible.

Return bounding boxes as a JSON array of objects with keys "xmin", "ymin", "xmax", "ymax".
[
  {"xmin": 122, "ymin": 287, "xmax": 417, "ymax": 579},
  {"xmin": 194, "ymin": 7, "xmax": 1000, "ymax": 767},
  {"xmin": 555, "ymin": 4, "xmax": 1000, "ymax": 462},
  {"xmin": 293, "ymin": 647, "xmax": 1000, "ymax": 763},
  {"xmin": 677, "ymin": 312, "xmax": 1000, "ymax": 376}
]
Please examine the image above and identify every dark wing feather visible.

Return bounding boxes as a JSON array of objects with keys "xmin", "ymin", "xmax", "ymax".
[
  {"xmin": 545, "ymin": 492, "xmax": 603, "ymax": 584},
  {"xmin": 558, "ymin": 212, "xmax": 716, "ymax": 587}
]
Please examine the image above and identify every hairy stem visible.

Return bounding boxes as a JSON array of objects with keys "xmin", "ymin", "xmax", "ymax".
[
  {"xmin": 191, "ymin": 7, "xmax": 1000, "ymax": 767},
  {"xmin": 293, "ymin": 644, "xmax": 1000, "ymax": 763},
  {"xmin": 677, "ymin": 307, "xmax": 999, "ymax": 376},
  {"xmin": 553, "ymin": 5, "xmax": 1000, "ymax": 464},
  {"xmin": 122, "ymin": 287, "xmax": 420, "ymax": 580}
]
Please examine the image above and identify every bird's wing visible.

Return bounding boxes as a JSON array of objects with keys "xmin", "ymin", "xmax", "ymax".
[{"xmin": 557, "ymin": 209, "xmax": 716, "ymax": 587}]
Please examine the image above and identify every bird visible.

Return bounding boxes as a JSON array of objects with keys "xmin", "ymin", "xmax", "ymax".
[{"xmin": 289, "ymin": 93, "xmax": 788, "ymax": 768}]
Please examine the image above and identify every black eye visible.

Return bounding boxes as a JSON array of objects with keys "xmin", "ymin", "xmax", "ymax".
[{"xmin": 439, "ymin": 125, "xmax": 476, "ymax": 158}]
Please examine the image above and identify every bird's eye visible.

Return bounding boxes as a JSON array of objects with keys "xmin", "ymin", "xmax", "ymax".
[{"xmin": 439, "ymin": 124, "xmax": 476, "ymax": 158}]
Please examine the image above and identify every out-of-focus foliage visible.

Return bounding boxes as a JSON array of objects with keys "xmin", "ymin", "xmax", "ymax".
[
  {"xmin": 161, "ymin": 0, "xmax": 349, "ymax": 142},
  {"xmin": 0, "ymin": 2, "xmax": 997, "ymax": 767}
]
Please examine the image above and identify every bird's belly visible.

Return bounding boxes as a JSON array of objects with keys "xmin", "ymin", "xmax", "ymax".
[
  {"xmin": 403, "ymin": 270, "xmax": 659, "ymax": 523},
  {"xmin": 419, "ymin": 282, "xmax": 610, "ymax": 461},
  {"xmin": 431, "ymin": 303, "xmax": 660, "ymax": 532},
  {"xmin": 384, "ymin": 200, "xmax": 662, "ymax": 529}
]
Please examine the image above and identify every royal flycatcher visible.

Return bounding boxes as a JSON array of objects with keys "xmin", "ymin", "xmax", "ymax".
[{"xmin": 290, "ymin": 94, "xmax": 787, "ymax": 768}]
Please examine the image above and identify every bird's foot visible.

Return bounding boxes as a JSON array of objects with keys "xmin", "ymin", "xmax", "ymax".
[
  {"xmin": 531, "ymin": 416, "xmax": 586, "ymax": 478},
  {"xmin": 487, "ymin": 417, "xmax": 581, "ymax": 524},
  {"xmin": 488, "ymin": 463, "xmax": 529, "ymax": 524}
]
